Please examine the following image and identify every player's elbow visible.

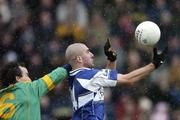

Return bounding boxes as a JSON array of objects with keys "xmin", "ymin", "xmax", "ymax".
[{"xmin": 117, "ymin": 74, "xmax": 135, "ymax": 85}]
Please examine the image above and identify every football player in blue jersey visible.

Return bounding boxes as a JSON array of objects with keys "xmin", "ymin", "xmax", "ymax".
[{"xmin": 65, "ymin": 39, "xmax": 168, "ymax": 120}]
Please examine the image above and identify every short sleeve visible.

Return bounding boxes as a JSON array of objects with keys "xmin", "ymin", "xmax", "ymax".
[{"xmin": 91, "ymin": 69, "xmax": 118, "ymax": 87}]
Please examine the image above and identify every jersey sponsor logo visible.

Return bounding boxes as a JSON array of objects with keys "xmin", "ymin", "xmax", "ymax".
[{"xmin": 0, "ymin": 93, "xmax": 15, "ymax": 119}]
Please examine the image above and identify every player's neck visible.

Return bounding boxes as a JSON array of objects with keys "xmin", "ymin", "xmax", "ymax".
[{"xmin": 72, "ymin": 64, "xmax": 86, "ymax": 71}]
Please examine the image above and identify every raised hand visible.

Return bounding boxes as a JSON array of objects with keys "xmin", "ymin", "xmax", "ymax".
[
  {"xmin": 152, "ymin": 47, "xmax": 168, "ymax": 69},
  {"xmin": 104, "ymin": 38, "xmax": 117, "ymax": 62}
]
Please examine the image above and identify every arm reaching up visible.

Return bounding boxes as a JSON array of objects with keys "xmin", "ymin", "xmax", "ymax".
[
  {"xmin": 104, "ymin": 38, "xmax": 117, "ymax": 69},
  {"xmin": 116, "ymin": 47, "xmax": 168, "ymax": 85}
]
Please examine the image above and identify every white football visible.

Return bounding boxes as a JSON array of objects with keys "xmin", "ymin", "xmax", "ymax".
[{"xmin": 135, "ymin": 21, "xmax": 161, "ymax": 47}]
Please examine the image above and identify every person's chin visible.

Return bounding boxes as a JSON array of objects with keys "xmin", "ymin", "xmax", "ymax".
[
  {"xmin": 90, "ymin": 63, "xmax": 94, "ymax": 68},
  {"xmin": 87, "ymin": 64, "xmax": 94, "ymax": 68}
]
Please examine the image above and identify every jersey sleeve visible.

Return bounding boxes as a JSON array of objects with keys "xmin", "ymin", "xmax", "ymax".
[
  {"xmin": 91, "ymin": 69, "xmax": 118, "ymax": 87},
  {"xmin": 30, "ymin": 67, "xmax": 67, "ymax": 97}
]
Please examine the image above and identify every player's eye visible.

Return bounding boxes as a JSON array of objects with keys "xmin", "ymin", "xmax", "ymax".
[
  {"xmin": 89, "ymin": 48, "xmax": 92, "ymax": 51},
  {"xmin": 87, "ymin": 49, "xmax": 92, "ymax": 53}
]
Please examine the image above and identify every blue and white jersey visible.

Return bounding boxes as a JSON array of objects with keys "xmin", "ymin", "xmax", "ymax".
[{"xmin": 69, "ymin": 67, "xmax": 118, "ymax": 120}]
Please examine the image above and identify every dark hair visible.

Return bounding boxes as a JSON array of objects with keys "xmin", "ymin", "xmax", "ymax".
[{"xmin": 0, "ymin": 62, "xmax": 22, "ymax": 87}]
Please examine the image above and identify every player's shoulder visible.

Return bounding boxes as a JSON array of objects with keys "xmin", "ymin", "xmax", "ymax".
[
  {"xmin": 15, "ymin": 82, "xmax": 32, "ymax": 89},
  {"xmin": 70, "ymin": 68, "xmax": 99, "ymax": 75},
  {"xmin": 0, "ymin": 83, "xmax": 22, "ymax": 94}
]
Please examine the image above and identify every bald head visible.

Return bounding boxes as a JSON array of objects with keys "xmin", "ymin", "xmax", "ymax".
[
  {"xmin": 65, "ymin": 43, "xmax": 86, "ymax": 63},
  {"xmin": 66, "ymin": 43, "xmax": 94, "ymax": 69}
]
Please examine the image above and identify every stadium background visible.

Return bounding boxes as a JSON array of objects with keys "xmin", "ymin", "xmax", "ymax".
[{"xmin": 0, "ymin": 0, "xmax": 179, "ymax": 119}]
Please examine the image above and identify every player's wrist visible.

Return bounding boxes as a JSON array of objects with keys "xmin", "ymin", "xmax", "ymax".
[
  {"xmin": 152, "ymin": 60, "xmax": 159, "ymax": 69},
  {"xmin": 150, "ymin": 62, "xmax": 157, "ymax": 69},
  {"xmin": 107, "ymin": 56, "xmax": 116, "ymax": 62},
  {"xmin": 62, "ymin": 64, "xmax": 72, "ymax": 72}
]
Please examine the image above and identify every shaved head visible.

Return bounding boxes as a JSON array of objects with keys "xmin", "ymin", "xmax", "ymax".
[
  {"xmin": 65, "ymin": 43, "xmax": 94, "ymax": 68},
  {"xmin": 65, "ymin": 43, "xmax": 86, "ymax": 63}
]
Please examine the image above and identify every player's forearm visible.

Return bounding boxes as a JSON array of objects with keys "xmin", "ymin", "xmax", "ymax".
[
  {"xmin": 117, "ymin": 63, "xmax": 155, "ymax": 84},
  {"xmin": 106, "ymin": 60, "xmax": 117, "ymax": 69},
  {"xmin": 125, "ymin": 63, "xmax": 155, "ymax": 83}
]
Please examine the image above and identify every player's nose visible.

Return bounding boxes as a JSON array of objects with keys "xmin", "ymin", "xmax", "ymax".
[{"xmin": 90, "ymin": 52, "xmax": 94, "ymax": 57}]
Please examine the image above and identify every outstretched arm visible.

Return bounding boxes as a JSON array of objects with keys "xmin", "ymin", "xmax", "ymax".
[
  {"xmin": 117, "ymin": 63, "xmax": 155, "ymax": 84},
  {"xmin": 31, "ymin": 64, "xmax": 71, "ymax": 97},
  {"xmin": 116, "ymin": 47, "xmax": 168, "ymax": 85}
]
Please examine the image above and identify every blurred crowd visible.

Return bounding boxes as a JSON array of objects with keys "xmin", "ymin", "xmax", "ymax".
[{"xmin": 0, "ymin": 0, "xmax": 179, "ymax": 120}]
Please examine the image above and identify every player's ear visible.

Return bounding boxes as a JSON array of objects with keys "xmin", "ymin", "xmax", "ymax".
[
  {"xmin": 16, "ymin": 76, "xmax": 21, "ymax": 82},
  {"xmin": 76, "ymin": 56, "xmax": 83, "ymax": 62},
  {"xmin": 78, "ymin": 56, "xmax": 83, "ymax": 62}
]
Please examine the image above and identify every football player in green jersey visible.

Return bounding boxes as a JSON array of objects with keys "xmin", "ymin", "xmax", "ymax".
[{"xmin": 0, "ymin": 62, "xmax": 71, "ymax": 120}]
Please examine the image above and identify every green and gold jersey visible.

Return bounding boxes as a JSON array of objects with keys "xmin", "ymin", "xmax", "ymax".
[{"xmin": 0, "ymin": 67, "xmax": 67, "ymax": 120}]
